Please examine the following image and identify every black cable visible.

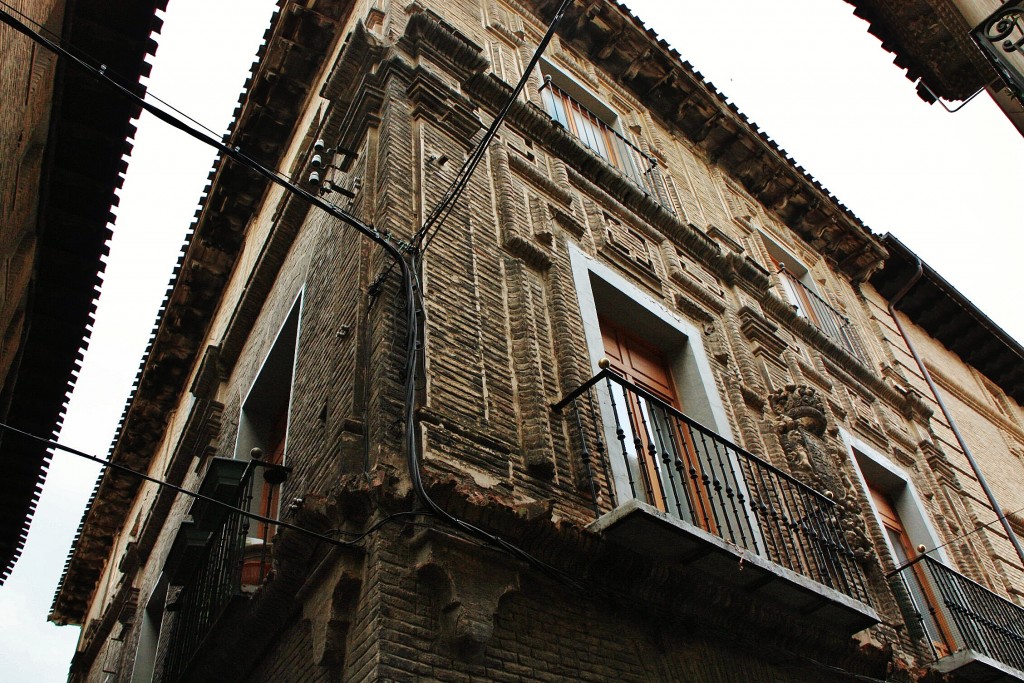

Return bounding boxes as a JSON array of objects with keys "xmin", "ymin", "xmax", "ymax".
[
  {"xmin": 781, "ymin": 649, "xmax": 893, "ymax": 683},
  {"xmin": 0, "ymin": 0, "xmax": 233, "ymax": 141},
  {"xmin": 413, "ymin": 0, "xmax": 572, "ymax": 253},
  {"xmin": 888, "ymin": 502, "xmax": 1024, "ymax": 576},
  {"xmin": 3, "ymin": 0, "xmax": 586, "ymax": 594},
  {"xmin": 0, "ymin": 421, "xmax": 371, "ymax": 547},
  {"xmin": 366, "ymin": 0, "xmax": 573, "ymax": 292},
  {"xmin": 0, "ymin": 8, "xmax": 394, "ymax": 256}
]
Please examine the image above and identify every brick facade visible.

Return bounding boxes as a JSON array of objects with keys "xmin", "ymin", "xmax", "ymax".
[{"xmin": 52, "ymin": 1, "xmax": 1024, "ymax": 681}]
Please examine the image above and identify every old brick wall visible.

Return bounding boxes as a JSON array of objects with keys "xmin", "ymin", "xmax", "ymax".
[
  {"xmin": 65, "ymin": 0, "xmax": 1024, "ymax": 680},
  {"xmin": 883, "ymin": 300, "xmax": 1024, "ymax": 598},
  {"xmin": 248, "ymin": 618, "xmax": 329, "ymax": 683},
  {"xmin": 0, "ymin": 0, "xmax": 62, "ymax": 389},
  {"xmin": 331, "ymin": 525, "xmax": 850, "ymax": 683}
]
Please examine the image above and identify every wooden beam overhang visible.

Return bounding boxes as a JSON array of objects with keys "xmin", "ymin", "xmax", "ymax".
[
  {"xmin": 49, "ymin": 0, "xmax": 354, "ymax": 626},
  {"xmin": 843, "ymin": 0, "xmax": 995, "ymax": 102},
  {"xmin": 541, "ymin": 0, "xmax": 887, "ymax": 282}
]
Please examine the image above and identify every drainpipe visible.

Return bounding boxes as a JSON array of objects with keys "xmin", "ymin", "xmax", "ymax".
[{"xmin": 888, "ymin": 255, "xmax": 1024, "ymax": 569}]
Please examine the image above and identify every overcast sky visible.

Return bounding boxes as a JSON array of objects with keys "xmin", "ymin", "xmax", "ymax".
[{"xmin": 1, "ymin": 0, "xmax": 1020, "ymax": 679}]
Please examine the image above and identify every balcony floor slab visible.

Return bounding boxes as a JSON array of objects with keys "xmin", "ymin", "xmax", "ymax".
[
  {"xmin": 589, "ymin": 498, "xmax": 879, "ymax": 635},
  {"xmin": 934, "ymin": 649, "xmax": 1024, "ymax": 683}
]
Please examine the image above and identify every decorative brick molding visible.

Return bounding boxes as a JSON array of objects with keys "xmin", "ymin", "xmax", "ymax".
[
  {"xmin": 413, "ymin": 528, "xmax": 520, "ymax": 659},
  {"xmin": 770, "ymin": 384, "xmax": 874, "ymax": 562}
]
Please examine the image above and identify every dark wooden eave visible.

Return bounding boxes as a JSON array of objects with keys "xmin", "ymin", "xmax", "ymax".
[
  {"xmin": 0, "ymin": 0, "xmax": 165, "ymax": 587},
  {"xmin": 50, "ymin": 0, "xmax": 893, "ymax": 623},
  {"xmin": 49, "ymin": 0, "xmax": 353, "ymax": 626},
  {"xmin": 871, "ymin": 234, "xmax": 1024, "ymax": 404},
  {"xmin": 549, "ymin": 0, "xmax": 887, "ymax": 281},
  {"xmin": 842, "ymin": 0, "xmax": 996, "ymax": 102}
]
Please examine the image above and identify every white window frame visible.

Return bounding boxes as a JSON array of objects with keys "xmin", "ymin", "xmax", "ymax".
[
  {"xmin": 759, "ymin": 230, "xmax": 820, "ymax": 320},
  {"xmin": 570, "ymin": 244, "xmax": 743, "ymax": 525},
  {"xmin": 841, "ymin": 430, "xmax": 948, "ymax": 565},
  {"xmin": 233, "ymin": 293, "xmax": 303, "ymax": 536}
]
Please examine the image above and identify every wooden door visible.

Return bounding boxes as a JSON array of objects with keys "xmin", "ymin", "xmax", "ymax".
[
  {"xmin": 600, "ymin": 317, "xmax": 715, "ymax": 531},
  {"xmin": 257, "ymin": 414, "xmax": 287, "ymax": 542},
  {"xmin": 870, "ymin": 486, "xmax": 954, "ymax": 656}
]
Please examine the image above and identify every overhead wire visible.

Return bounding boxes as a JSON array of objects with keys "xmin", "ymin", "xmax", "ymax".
[
  {"xmin": 366, "ymin": 0, "xmax": 573, "ymax": 293},
  {"xmin": 11, "ymin": 7, "xmax": 1020, "ymax": 681},
  {"xmin": 0, "ymin": 0, "xmax": 230, "ymax": 141},
  {"xmin": 0, "ymin": 421, "xmax": 371, "ymax": 547},
  {"xmin": 2, "ymin": 1, "xmax": 588, "ymax": 593},
  {"xmin": 888, "ymin": 502, "xmax": 1024, "ymax": 576},
  {"xmin": 6, "ymin": 398, "xmax": 904, "ymax": 682}
]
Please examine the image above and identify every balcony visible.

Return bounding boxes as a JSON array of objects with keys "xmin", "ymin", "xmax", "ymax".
[
  {"xmin": 554, "ymin": 368, "xmax": 877, "ymax": 633},
  {"xmin": 778, "ymin": 266, "xmax": 868, "ymax": 364},
  {"xmin": 893, "ymin": 555, "xmax": 1024, "ymax": 681},
  {"xmin": 540, "ymin": 77, "xmax": 675, "ymax": 215},
  {"xmin": 163, "ymin": 457, "xmax": 281, "ymax": 682},
  {"xmin": 972, "ymin": 2, "xmax": 1024, "ymax": 104}
]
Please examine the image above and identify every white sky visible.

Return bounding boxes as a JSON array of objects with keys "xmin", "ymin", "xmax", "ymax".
[{"xmin": 0, "ymin": 0, "xmax": 1020, "ymax": 679}]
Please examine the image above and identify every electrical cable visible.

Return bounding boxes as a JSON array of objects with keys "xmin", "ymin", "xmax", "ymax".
[
  {"xmin": 366, "ymin": 0, "xmax": 573, "ymax": 293},
  {"xmin": 413, "ymin": 0, "xmax": 573, "ymax": 253},
  {"xmin": 0, "ymin": 0, "xmax": 231, "ymax": 141},
  {"xmin": 889, "ymin": 502, "xmax": 1024, "ymax": 576},
  {"xmin": 12, "ymin": 9, "xmax": 1016, "ymax": 679},
  {"xmin": 2, "ymin": 0, "xmax": 585, "ymax": 595},
  {"xmin": 781, "ymin": 649, "xmax": 894, "ymax": 683},
  {"xmin": 0, "ymin": 421, "xmax": 368, "ymax": 547}
]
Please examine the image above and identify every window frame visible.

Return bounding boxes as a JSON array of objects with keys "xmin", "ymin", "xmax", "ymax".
[
  {"xmin": 538, "ymin": 60, "xmax": 652, "ymax": 189},
  {"xmin": 759, "ymin": 230, "xmax": 821, "ymax": 322},
  {"xmin": 843, "ymin": 431, "xmax": 961, "ymax": 655},
  {"xmin": 232, "ymin": 293, "xmax": 303, "ymax": 543},
  {"xmin": 570, "ymin": 244, "xmax": 743, "ymax": 529}
]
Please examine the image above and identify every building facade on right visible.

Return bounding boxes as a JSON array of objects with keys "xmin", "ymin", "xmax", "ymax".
[
  {"xmin": 867, "ymin": 233, "xmax": 1024, "ymax": 679},
  {"xmin": 46, "ymin": 2, "xmax": 1024, "ymax": 681}
]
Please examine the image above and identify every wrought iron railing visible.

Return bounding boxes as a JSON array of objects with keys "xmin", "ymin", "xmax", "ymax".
[
  {"xmin": 972, "ymin": 2, "xmax": 1024, "ymax": 102},
  {"xmin": 553, "ymin": 368, "xmax": 870, "ymax": 604},
  {"xmin": 540, "ymin": 76, "xmax": 675, "ymax": 215},
  {"xmin": 778, "ymin": 266, "xmax": 868, "ymax": 364},
  {"xmin": 893, "ymin": 555, "xmax": 1024, "ymax": 672},
  {"xmin": 163, "ymin": 460, "xmax": 278, "ymax": 682}
]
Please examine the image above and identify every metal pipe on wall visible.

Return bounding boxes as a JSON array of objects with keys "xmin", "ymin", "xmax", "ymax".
[{"xmin": 887, "ymin": 253, "xmax": 1024, "ymax": 570}]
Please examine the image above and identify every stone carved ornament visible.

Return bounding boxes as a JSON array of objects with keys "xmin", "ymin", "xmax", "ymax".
[{"xmin": 769, "ymin": 384, "xmax": 874, "ymax": 562}]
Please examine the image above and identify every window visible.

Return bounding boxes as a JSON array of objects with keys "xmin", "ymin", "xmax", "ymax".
[
  {"xmin": 868, "ymin": 482, "xmax": 954, "ymax": 657},
  {"xmin": 539, "ymin": 62, "xmax": 653, "ymax": 193},
  {"xmin": 761, "ymin": 232, "xmax": 867, "ymax": 362},
  {"xmin": 233, "ymin": 297, "xmax": 301, "ymax": 578},
  {"xmin": 570, "ymin": 245, "xmax": 745, "ymax": 533},
  {"xmin": 599, "ymin": 315, "xmax": 720, "ymax": 533},
  {"xmin": 846, "ymin": 436, "xmax": 954, "ymax": 655},
  {"xmin": 760, "ymin": 232, "xmax": 818, "ymax": 321}
]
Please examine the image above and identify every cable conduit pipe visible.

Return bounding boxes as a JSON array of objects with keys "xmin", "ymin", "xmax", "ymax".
[{"xmin": 887, "ymin": 254, "xmax": 1024, "ymax": 570}]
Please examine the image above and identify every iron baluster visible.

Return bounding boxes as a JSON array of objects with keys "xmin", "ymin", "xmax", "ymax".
[
  {"xmin": 586, "ymin": 387, "xmax": 616, "ymax": 510},
  {"xmin": 650, "ymin": 402, "xmax": 686, "ymax": 519},
  {"xmin": 697, "ymin": 427, "xmax": 734, "ymax": 545},
  {"xmin": 553, "ymin": 369, "xmax": 872, "ymax": 604},
  {"xmin": 634, "ymin": 393, "xmax": 670, "ymax": 512},
  {"xmin": 603, "ymin": 374, "xmax": 639, "ymax": 501},
  {"xmin": 618, "ymin": 383, "xmax": 659, "ymax": 506}
]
